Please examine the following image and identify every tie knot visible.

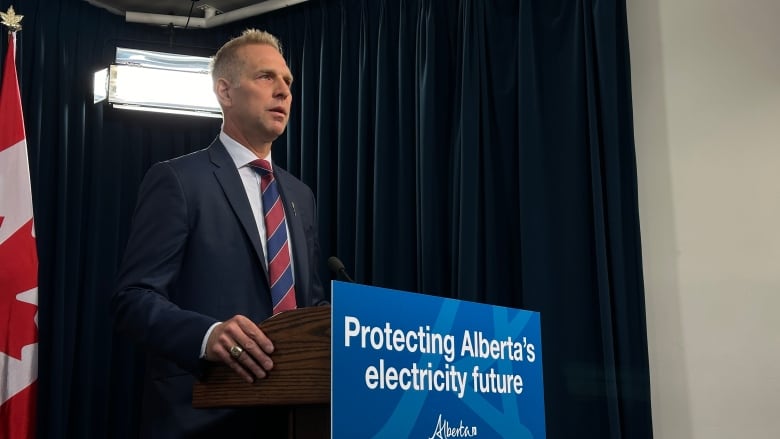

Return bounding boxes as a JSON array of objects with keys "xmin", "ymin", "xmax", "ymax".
[{"xmin": 250, "ymin": 159, "xmax": 273, "ymax": 176}]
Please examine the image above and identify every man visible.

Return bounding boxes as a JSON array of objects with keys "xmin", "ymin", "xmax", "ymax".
[{"xmin": 111, "ymin": 29, "xmax": 325, "ymax": 438}]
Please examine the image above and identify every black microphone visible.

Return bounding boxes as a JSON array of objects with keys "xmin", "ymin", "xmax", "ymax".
[{"xmin": 328, "ymin": 256, "xmax": 354, "ymax": 283}]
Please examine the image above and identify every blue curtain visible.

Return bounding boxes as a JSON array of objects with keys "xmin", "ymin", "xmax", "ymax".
[{"xmin": 1, "ymin": 0, "xmax": 651, "ymax": 437}]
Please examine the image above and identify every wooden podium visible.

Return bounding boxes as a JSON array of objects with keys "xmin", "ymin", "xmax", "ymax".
[{"xmin": 193, "ymin": 306, "xmax": 331, "ymax": 438}]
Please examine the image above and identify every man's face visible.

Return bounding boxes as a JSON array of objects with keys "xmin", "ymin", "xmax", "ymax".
[{"xmin": 223, "ymin": 44, "xmax": 293, "ymax": 143}]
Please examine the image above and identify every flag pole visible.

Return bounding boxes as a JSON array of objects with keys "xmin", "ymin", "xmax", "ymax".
[{"xmin": 1, "ymin": 5, "xmax": 23, "ymax": 74}]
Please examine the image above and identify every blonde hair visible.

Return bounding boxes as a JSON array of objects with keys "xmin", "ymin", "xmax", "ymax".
[{"xmin": 211, "ymin": 29, "xmax": 283, "ymax": 84}]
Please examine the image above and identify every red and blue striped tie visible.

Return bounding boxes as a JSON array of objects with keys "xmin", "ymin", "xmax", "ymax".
[{"xmin": 251, "ymin": 159, "xmax": 297, "ymax": 314}]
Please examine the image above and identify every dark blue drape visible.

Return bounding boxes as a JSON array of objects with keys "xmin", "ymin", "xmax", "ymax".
[{"xmin": 0, "ymin": 0, "xmax": 651, "ymax": 437}]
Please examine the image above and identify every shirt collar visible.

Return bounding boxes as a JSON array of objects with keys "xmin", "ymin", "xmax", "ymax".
[{"xmin": 219, "ymin": 130, "xmax": 273, "ymax": 170}]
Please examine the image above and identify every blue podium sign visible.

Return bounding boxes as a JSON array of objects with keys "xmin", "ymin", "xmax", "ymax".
[{"xmin": 331, "ymin": 281, "xmax": 545, "ymax": 438}]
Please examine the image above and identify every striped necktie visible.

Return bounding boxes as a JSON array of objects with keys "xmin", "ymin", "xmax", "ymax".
[{"xmin": 250, "ymin": 159, "xmax": 297, "ymax": 314}]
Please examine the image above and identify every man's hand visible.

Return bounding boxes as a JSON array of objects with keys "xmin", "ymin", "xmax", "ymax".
[{"xmin": 205, "ymin": 315, "xmax": 274, "ymax": 383}]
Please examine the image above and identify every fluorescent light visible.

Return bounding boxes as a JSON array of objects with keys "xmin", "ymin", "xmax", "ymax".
[
  {"xmin": 93, "ymin": 68, "xmax": 107, "ymax": 104},
  {"xmin": 110, "ymin": 103, "xmax": 223, "ymax": 119},
  {"xmin": 94, "ymin": 48, "xmax": 221, "ymax": 118},
  {"xmin": 108, "ymin": 64, "xmax": 220, "ymax": 115}
]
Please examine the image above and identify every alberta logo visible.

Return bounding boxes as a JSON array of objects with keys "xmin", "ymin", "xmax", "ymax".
[{"xmin": 427, "ymin": 414, "xmax": 478, "ymax": 438}]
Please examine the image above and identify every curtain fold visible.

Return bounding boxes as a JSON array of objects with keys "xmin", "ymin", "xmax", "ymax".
[{"xmin": 0, "ymin": 0, "xmax": 651, "ymax": 437}]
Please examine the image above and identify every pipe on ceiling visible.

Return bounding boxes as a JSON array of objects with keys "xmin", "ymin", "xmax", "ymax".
[
  {"xmin": 84, "ymin": 0, "xmax": 122, "ymax": 15},
  {"xmin": 124, "ymin": 0, "xmax": 310, "ymax": 29}
]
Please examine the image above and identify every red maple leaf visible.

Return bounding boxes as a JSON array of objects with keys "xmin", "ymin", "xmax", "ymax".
[{"xmin": 0, "ymin": 219, "xmax": 39, "ymax": 360}]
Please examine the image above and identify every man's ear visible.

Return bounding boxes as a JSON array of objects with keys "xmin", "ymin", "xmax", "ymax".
[{"xmin": 214, "ymin": 78, "xmax": 232, "ymax": 107}]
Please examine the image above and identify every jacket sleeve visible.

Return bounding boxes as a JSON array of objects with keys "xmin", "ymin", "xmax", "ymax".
[{"xmin": 111, "ymin": 162, "xmax": 216, "ymax": 375}]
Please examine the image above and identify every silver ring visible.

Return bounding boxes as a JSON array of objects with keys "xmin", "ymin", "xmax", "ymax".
[{"xmin": 229, "ymin": 345, "xmax": 244, "ymax": 360}]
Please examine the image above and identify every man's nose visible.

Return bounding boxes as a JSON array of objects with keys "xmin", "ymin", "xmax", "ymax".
[{"xmin": 275, "ymin": 80, "xmax": 290, "ymax": 100}]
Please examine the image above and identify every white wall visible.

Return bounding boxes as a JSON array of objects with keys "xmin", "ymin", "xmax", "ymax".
[{"xmin": 627, "ymin": 0, "xmax": 780, "ymax": 438}]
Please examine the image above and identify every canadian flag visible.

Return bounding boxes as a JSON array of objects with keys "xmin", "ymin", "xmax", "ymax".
[{"xmin": 0, "ymin": 31, "xmax": 38, "ymax": 439}]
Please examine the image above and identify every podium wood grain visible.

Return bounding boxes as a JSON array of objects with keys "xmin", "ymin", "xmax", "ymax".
[{"xmin": 192, "ymin": 305, "xmax": 331, "ymax": 408}]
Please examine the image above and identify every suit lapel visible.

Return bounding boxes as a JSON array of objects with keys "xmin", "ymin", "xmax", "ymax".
[{"xmin": 207, "ymin": 140, "xmax": 268, "ymax": 273}]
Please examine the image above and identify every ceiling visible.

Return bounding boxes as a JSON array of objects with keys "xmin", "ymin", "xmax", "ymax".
[
  {"xmin": 86, "ymin": 0, "xmax": 267, "ymax": 17},
  {"xmin": 85, "ymin": 0, "xmax": 267, "ymax": 17},
  {"xmin": 85, "ymin": 0, "xmax": 247, "ymax": 17},
  {"xmin": 85, "ymin": 0, "xmax": 310, "ymax": 28}
]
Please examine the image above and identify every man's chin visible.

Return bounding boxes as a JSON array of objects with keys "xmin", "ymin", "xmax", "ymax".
[
  {"xmin": 253, "ymin": 121, "xmax": 286, "ymax": 138},
  {"xmin": 268, "ymin": 122, "xmax": 288, "ymax": 137}
]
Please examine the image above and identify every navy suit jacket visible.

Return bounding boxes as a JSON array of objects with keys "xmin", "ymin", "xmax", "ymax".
[{"xmin": 112, "ymin": 138, "xmax": 325, "ymax": 438}]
